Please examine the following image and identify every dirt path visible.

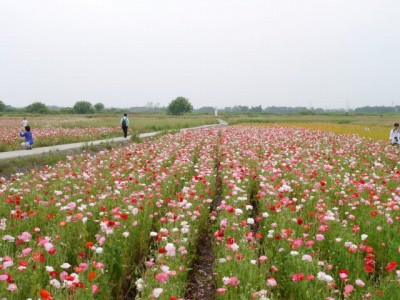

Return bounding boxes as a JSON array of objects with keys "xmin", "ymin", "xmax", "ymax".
[{"xmin": 185, "ymin": 148, "xmax": 223, "ymax": 299}]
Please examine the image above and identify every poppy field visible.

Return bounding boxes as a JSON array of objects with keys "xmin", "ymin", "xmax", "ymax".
[
  {"xmin": 0, "ymin": 115, "xmax": 217, "ymax": 151},
  {"xmin": 1, "ymin": 125, "xmax": 400, "ymax": 299}
]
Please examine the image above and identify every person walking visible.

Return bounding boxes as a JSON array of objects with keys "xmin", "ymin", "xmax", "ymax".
[
  {"xmin": 389, "ymin": 123, "xmax": 400, "ymax": 145},
  {"xmin": 19, "ymin": 125, "xmax": 34, "ymax": 150},
  {"xmin": 121, "ymin": 113, "xmax": 129, "ymax": 139}
]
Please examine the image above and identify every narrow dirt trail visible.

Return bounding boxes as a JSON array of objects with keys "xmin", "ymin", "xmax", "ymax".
[{"xmin": 185, "ymin": 149, "xmax": 223, "ymax": 299}]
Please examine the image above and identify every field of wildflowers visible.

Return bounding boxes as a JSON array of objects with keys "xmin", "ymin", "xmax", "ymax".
[
  {"xmin": 1, "ymin": 125, "xmax": 400, "ymax": 299},
  {"xmin": 0, "ymin": 115, "xmax": 217, "ymax": 151},
  {"xmin": 227, "ymin": 114, "xmax": 398, "ymax": 143}
]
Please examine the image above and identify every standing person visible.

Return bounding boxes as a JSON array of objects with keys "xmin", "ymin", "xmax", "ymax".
[
  {"xmin": 22, "ymin": 116, "xmax": 28, "ymax": 127},
  {"xmin": 389, "ymin": 123, "xmax": 400, "ymax": 145},
  {"xmin": 121, "ymin": 113, "xmax": 129, "ymax": 139},
  {"xmin": 19, "ymin": 125, "xmax": 34, "ymax": 150}
]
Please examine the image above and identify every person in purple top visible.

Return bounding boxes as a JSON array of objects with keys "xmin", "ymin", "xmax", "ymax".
[{"xmin": 19, "ymin": 125, "xmax": 34, "ymax": 150}]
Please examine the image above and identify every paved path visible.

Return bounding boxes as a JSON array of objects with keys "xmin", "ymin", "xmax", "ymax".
[{"xmin": 0, "ymin": 118, "xmax": 227, "ymax": 160}]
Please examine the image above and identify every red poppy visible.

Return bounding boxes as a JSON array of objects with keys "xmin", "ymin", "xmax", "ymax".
[
  {"xmin": 89, "ymin": 271, "xmax": 96, "ymax": 281},
  {"xmin": 370, "ymin": 210, "xmax": 378, "ymax": 217},
  {"xmin": 32, "ymin": 252, "xmax": 45, "ymax": 263},
  {"xmin": 235, "ymin": 253, "xmax": 243, "ymax": 260},
  {"xmin": 364, "ymin": 265, "xmax": 374, "ymax": 273},
  {"xmin": 226, "ymin": 237, "xmax": 236, "ymax": 245},
  {"xmin": 120, "ymin": 213, "xmax": 129, "ymax": 220},
  {"xmin": 40, "ymin": 289, "xmax": 53, "ymax": 300},
  {"xmin": 291, "ymin": 273, "xmax": 305, "ymax": 282},
  {"xmin": 19, "ymin": 261, "xmax": 29, "ymax": 267},
  {"xmin": 385, "ymin": 262, "xmax": 398, "ymax": 272}
]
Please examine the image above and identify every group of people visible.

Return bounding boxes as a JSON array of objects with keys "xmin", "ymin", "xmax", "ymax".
[{"xmin": 19, "ymin": 117, "xmax": 34, "ymax": 150}]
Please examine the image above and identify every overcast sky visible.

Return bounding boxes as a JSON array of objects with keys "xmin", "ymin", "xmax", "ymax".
[{"xmin": 1, "ymin": 1, "xmax": 399, "ymax": 109}]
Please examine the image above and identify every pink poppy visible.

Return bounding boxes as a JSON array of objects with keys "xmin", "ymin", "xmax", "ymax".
[
  {"xmin": 155, "ymin": 273, "xmax": 169, "ymax": 284},
  {"xmin": 92, "ymin": 284, "xmax": 99, "ymax": 295},
  {"xmin": 7, "ymin": 283, "xmax": 17, "ymax": 291},
  {"xmin": 355, "ymin": 279, "xmax": 365, "ymax": 287},
  {"xmin": 224, "ymin": 276, "xmax": 240, "ymax": 286},
  {"xmin": 266, "ymin": 278, "xmax": 277, "ymax": 286},
  {"xmin": 343, "ymin": 284, "xmax": 354, "ymax": 296},
  {"xmin": 216, "ymin": 288, "xmax": 227, "ymax": 294}
]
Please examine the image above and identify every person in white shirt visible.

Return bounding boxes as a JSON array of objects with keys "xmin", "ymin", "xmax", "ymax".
[
  {"xmin": 22, "ymin": 117, "xmax": 28, "ymax": 127},
  {"xmin": 389, "ymin": 123, "xmax": 400, "ymax": 145}
]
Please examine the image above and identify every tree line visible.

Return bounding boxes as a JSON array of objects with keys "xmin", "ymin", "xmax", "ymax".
[
  {"xmin": 1, "ymin": 99, "xmax": 400, "ymax": 115},
  {"xmin": 0, "ymin": 100, "xmax": 105, "ymax": 114},
  {"xmin": 0, "ymin": 97, "xmax": 193, "ymax": 115}
]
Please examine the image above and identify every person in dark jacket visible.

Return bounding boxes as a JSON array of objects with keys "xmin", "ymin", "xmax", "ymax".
[
  {"xmin": 121, "ymin": 113, "xmax": 129, "ymax": 139},
  {"xmin": 19, "ymin": 125, "xmax": 34, "ymax": 150}
]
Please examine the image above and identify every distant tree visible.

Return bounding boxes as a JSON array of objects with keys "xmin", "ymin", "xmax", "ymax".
[
  {"xmin": 47, "ymin": 105, "xmax": 61, "ymax": 111},
  {"xmin": 25, "ymin": 102, "xmax": 49, "ymax": 114},
  {"xmin": 167, "ymin": 97, "xmax": 193, "ymax": 115},
  {"xmin": 0, "ymin": 100, "xmax": 5, "ymax": 112},
  {"xmin": 94, "ymin": 103, "xmax": 105, "ymax": 112},
  {"xmin": 264, "ymin": 106, "xmax": 308, "ymax": 114},
  {"xmin": 195, "ymin": 106, "xmax": 215, "ymax": 113},
  {"xmin": 145, "ymin": 101, "xmax": 154, "ymax": 111},
  {"xmin": 231, "ymin": 105, "xmax": 249, "ymax": 113},
  {"xmin": 60, "ymin": 107, "xmax": 75, "ymax": 114},
  {"xmin": 299, "ymin": 109, "xmax": 317, "ymax": 115},
  {"xmin": 73, "ymin": 101, "xmax": 94, "ymax": 114},
  {"xmin": 354, "ymin": 106, "xmax": 396, "ymax": 114},
  {"xmin": 222, "ymin": 107, "xmax": 233, "ymax": 112},
  {"xmin": 249, "ymin": 105, "xmax": 262, "ymax": 112}
]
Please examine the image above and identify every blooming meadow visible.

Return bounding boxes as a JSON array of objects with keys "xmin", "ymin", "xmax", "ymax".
[
  {"xmin": 0, "ymin": 115, "xmax": 217, "ymax": 151},
  {"xmin": 1, "ymin": 126, "xmax": 400, "ymax": 299},
  {"xmin": 0, "ymin": 118, "xmax": 121, "ymax": 151}
]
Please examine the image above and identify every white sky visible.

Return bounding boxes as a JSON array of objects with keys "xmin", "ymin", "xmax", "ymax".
[{"xmin": 1, "ymin": 0, "xmax": 399, "ymax": 109}]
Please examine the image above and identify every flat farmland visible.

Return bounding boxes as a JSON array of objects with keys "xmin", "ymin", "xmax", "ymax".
[
  {"xmin": 1, "ymin": 125, "xmax": 400, "ymax": 299},
  {"xmin": 0, "ymin": 114, "xmax": 218, "ymax": 152}
]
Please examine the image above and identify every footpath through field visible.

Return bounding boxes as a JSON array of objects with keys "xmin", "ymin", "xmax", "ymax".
[{"xmin": 0, "ymin": 118, "xmax": 228, "ymax": 160}]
